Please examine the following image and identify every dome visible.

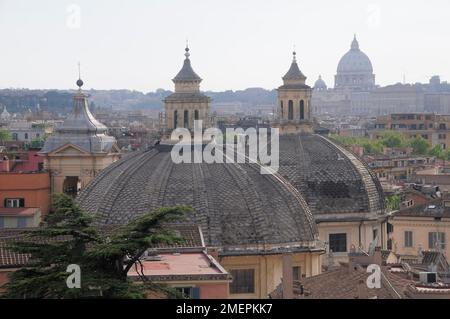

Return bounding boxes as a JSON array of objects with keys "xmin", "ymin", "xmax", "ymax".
[
  {"xmin": 335, "ymin": 36, "xmax": 375, "ymax": 90},
  {"xmin": 278, "ymin": 133, "xmax": 385, "ymax": 221},
  {"xmin": 314, "ymin": 75, "xmax": 327, "ymax": 90},
  {"xmin": 77, "ymin": 143, "xmax": 318, "ymax": 252},
  {"xmin": 337, "ymin": 49, "xmax": 373, "ymax": 73},
  {"xmin": 40, "ymin": 80, "xmax": 116, "ymax": 154}
]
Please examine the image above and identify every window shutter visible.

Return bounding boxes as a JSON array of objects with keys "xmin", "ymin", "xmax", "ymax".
[
  {"xmin": 3, "ymin": 199, "xmax": 7, "ymax": 208},
  {"xmin": 191, "ymin": 287, "xmax": 200, "ymax": 299},
  {"xmin": 19, "ymin": 198, "xmax": 25, "ymax": 207}
]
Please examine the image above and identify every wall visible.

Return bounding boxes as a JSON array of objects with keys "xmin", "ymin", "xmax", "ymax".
[
  {"xmin": 0, "ymin": 172, "xmax": 50, "ymax": 215},
  {"xmin": 44, "ymin": 153, "xmax": 120, "ymax": 194},
  {"xmin": 318, "ymin": 220, "xmax": 382, "ymax": 265},
  {"xmin": 389, "ymin": 216, "xmax": 450, "ymax": 258},
  {"xmin": 219, "ymin": 251, "xmax": 322, "ymax": 299}
]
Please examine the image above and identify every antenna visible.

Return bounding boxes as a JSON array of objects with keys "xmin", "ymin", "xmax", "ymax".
[{"xmin": 78, "ymin": 61, "xmax": 81, "ymax": 80}]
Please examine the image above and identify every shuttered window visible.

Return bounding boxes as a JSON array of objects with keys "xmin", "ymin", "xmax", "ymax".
[
  {"xmin": 404, "ymin": 231, "xmax": 413, "ymax": 247},
  {"xmin": 429, "ymin": 232, "xmax": 446, "ymax": 250},
  {"xmin": 230, "ymin": 269, "xmax": 255, "ymax": 294}
]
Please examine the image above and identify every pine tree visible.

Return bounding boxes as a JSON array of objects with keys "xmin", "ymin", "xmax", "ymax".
[{"xmin": 2, "ymin": 194, "xmax": 190, "ymax": 299}]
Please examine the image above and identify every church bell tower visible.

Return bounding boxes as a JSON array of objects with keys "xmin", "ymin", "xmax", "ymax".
[{"xmin": 273, "ymin": 51, "xmax": 313, "ymax": 134}]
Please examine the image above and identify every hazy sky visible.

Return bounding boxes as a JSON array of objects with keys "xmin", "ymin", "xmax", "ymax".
[{"xmin": 0, "ymin": 0, "xmax": 449, "ymax": 92}]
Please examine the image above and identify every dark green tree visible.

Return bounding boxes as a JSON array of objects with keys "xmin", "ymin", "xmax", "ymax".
[{"xmin": 2, "ymin": 194, "xmax": 189, "ymax": 299}]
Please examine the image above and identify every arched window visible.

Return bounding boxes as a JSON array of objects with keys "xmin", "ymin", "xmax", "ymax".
[
  {"xmin": 288, "ymin": 100, "xmax": 293, "ymax": 120},
  {"xmin": 300, "ymin": 100, "xmax": 305, "ymax": 120},
  {"xmin": 194, "ymin": 110, "xmax": 199, "ymax": 120},
  {"xmin": 174, "ymin": 110, "xmax": 178, "ymax": 128},
  {"xmin": 184, "ymin": 110, "xmax": 189, "ymax": 128}
]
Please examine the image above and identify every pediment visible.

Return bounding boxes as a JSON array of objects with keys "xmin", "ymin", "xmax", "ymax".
[{"xmin": 49, "ymin": 143, "xmax": 90, "ymax": 156}]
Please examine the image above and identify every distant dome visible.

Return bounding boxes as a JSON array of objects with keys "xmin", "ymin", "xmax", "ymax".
[
  {"xmin": 337, "ymin": 49, "xmax": 373, "ymax": 73},
  {"xmin": 314, "ymin": 75, "xmax": 327, "ymax": 90},
  {"xmin": 335, "ymin": 35, "xmax": 375, "ymax": 90}
]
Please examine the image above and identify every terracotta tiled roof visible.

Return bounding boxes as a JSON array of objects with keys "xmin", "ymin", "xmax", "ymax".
[
  {"xmin": 0, "ymin": 224, "xmax": 205, "ymax": 269},
  {"xmin": 270, "ymin": 264, "xmax": 413, "ymax": 299},
  {"xmin": 0, "ymin": 229, "xmax": 31, "ymax": 268}
]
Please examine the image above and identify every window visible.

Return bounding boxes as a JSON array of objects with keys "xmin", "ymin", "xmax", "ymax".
[
  {"xmin": 184, "ymin": 110, "xmax": 189, "ymax": 127},
  {"xmin": 194, "ymin": 110, "xmax": 199, "ymax": 120},
  {"xmin": 280, "ymin": 101, "xmax": 284, "ymax": 118},
  {"xmin": 288, "ymin": 100, "xmax": 293, "ymax": 120},
  {"xmin": 429, "ymin": 232, "xmax": 446, "ymax": 250},
  {"xmin": 404, "ymin": 231, "xmax": 413, "ymax": 247},
  {"xmin": 230, "ymin": 269, "xmax": 255, "ymax": 294},
  {"xmin": 0, "ymin": 217, "xmax": 4, "ymax": 229},
  {"xmin": 299, "ymin": 100, "xmax": 305, "ymax": 120},
  {"xmin": 24, "ymin": 133, "xmax": 28, "ymax": 140},
  {"xmin": 175, "ymin": 287, "xmax": 200, "ymax": 299},
  {"xmin": 373, "ymin": 229, "xmax": 378, "ymax": 241},
  {"xmin": 293, "ymin": 266, "xmax": 301, "ymax": 281},
  {"xmin": 173, "ymin": 110, "xmax": 178, "ymax": 128},
  {"xmin": 17, "ymin": 217, "xmax": 27, "ymax": 228},
  {"xmin": 12, "ymin": 133, "xmax": 18, "ymax": 141},
  {"xmin": 329, "ymin": 233, "xmax": 347, "ymax": 253},
  {"xmin": 4, "ymin": 198, "xmax": 25, "ymax": 208}
]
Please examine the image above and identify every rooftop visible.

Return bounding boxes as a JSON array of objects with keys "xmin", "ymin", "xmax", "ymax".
[{"xmin": 127, "ymin": 252, "xmax": 230, "ymax": 282}]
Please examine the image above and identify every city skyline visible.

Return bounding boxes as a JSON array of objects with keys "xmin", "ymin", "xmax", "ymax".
[{"xmin": 0, "ymin": 0, "xmax": 449, "ymax": 92}]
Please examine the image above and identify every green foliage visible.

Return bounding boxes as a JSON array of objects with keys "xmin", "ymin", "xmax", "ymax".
[
  {"xmin": 331, "ymin": 131, "xmax": 438, "ymax": 156},
  {"xmin": 0, "ymin": 129, "xmax": 11, "ymax": 143},
  {"xmin": 410, "ymin": 136, "xmax": 430, "ymax": 155},
  {"xmin": 28, "ymin": 136, "xmax": 46, "ymax": 149},
  {"xmin": 429, "ymin": 145, "xmax": 443, "ymax": 158},
  {"xmin": 1, "ymin": 194, "xmax": 189, "ymax": 299},
  {"xmin": 329, "ymin": 135, "xmax": 383, "ymax": 155},
  {"xmin": 378, "ymin": 131, "xmax": 408, "ymax": 148},
  {"xmin": 385, "ymin": 194, "xmax": 401, "ymax": 211}
]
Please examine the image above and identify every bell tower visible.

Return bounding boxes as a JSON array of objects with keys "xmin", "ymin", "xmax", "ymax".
[
  {"xmin": 164, "ymin": 45, "xmax": 211, "ymax": 132},
  {"xmin": 273, "ymin": 51, "xmax": 313, "ymax": 134}
]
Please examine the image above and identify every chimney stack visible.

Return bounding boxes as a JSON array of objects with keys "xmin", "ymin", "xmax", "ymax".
[
  {"xmin": 282, "ymin": 253, "xmax": 294, "ymax": 299},
  {"xmin": 2, "ymin": 156, "xmax": 10, "ymax": 172}
]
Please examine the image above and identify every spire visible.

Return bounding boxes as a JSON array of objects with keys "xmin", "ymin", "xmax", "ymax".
[
  {"xmin": 76, "ymin": 62, "xmax": 84, "ymax": 90},
  {"xmin": 282, "ymin": 51, "xmax": 306, "ymax": 83},
  {"xmin": 351, "ymin": 34, "xmax": 359, "ymax": 50},
  {"xmin": 184, "ymin": 43, "xmax": 190, "ymax": 59},
  {"xmin": 173, "ymin": 45, "xmax": 202, "ymax": 82}
]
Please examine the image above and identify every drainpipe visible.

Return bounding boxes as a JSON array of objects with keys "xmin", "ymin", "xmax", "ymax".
[{"xmin": 359, "ymin": 221, "xmax": 363, "ymax": 250}]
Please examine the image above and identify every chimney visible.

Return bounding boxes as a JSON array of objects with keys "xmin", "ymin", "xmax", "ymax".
[
  {"xmin": 373, "ymin": 247, "xmax": 382, "ymax": 266},
  {"xmin": 2, "ymin": 156, "xmax": 10, "ymax": 172},
  {"xmin": 282, "ymin": 253, "xmax": 293, "ymax": 299},
  {"xmin": 356, "ymin": 279, "xmax": 368, "ymax": 299},
  {"xmin": 206, "ymin": 247, "xmax": 219, "ymax": 261}
]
